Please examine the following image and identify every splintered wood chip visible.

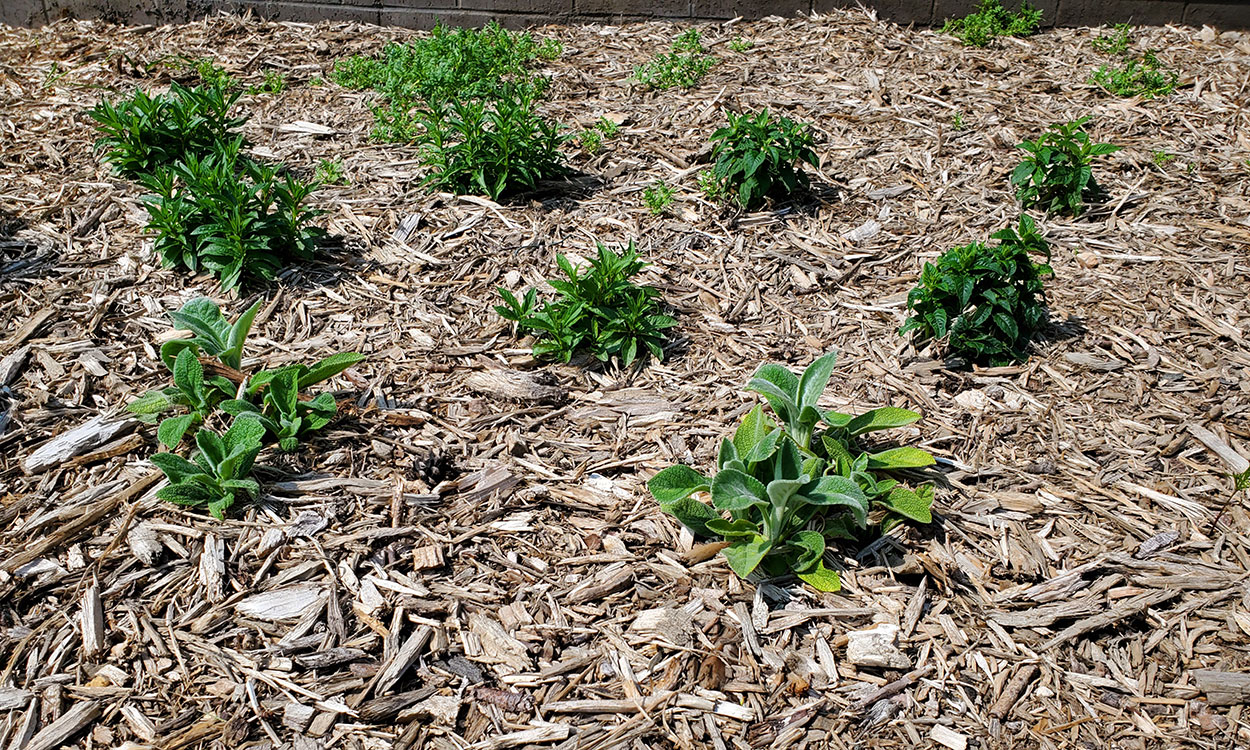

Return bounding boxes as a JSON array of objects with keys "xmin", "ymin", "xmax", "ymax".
[{"xmin": 235, "ymin": 584, "xmax": 326, "ymax": 622}]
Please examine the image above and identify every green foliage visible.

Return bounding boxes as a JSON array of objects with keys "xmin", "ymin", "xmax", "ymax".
[
  {"xmin": 249, "ymin": 70, "xmax": 287, "ymax": 95},
  {"xmin": 140, "ymin": 137, "xmax": 323, "ymax": 291},
  {"xmin": 1152, "ymin": 151, "xmax": 1176, "ymax": 168},
  {"xmin": 576, "ymin": 117, "xmax": 622, "ymax": 155},
  {"xmin": 89, "ymin": 82, "xmax": 246, "ymax": 179},
  {"xmin": 186, "ymin": 58, "xmax": 238, "ymax": 90},
  {"xmin": 1090, "ymin": 51, "xmax": 1178, "ymax": 99},
  {"xmin": 315, "ymin": 158, "xmax": 348, "ymax": 185},
  {"xmin": 331, "ymin": 22, "xmax": 557, "ymax": 142},
  {"xmin": 643, "ymin": 182, "xmax": 675, "ymax": 215},
  {"xmin": 635, "ymin": 29, "xmax": 716, "ymax": 90},
  {"xmin": 135, "ymin": 298, "xmax": 364, "ymax": 515},
  {"xmin": 649, "ymin": 352, "xmax": 935, "ymax": 591},
  {"xmin": 942, "ymin": 0, "xmax": 1042, "ymax": 47},
  {"xmin": 951, "ymin": 111, "xmax": 965, "ymax": 130},
  {"xmin": 706, "ymin": 109, "xmax": 819, "ymax": 211},
  {"xmin": 594, "ymin": 116, "xmax": 621, "ymax": 138},
  {"xmin": 495, "ymin": 242, "xmax": 675, "ymax": 367},
  {"xmin": 151, "ymin": 418, "xmax": 264, "ymax": 519},
  {"xmin": 1011, "ymin": 116, "xmax": 1122, "ymax": 216},
  {"xmin": 1092, "ymin": 23, "xmax": 1132, "ymax": 56},
  {"xmin": 901, "ymin": 215, "xmax": 1053, "ymax": 366},
  {"xmin": 729, "ymin": 36, "xmax": 754, "ymax": 52},
  {"xmin": 413, "ymin": 90, "xmax": 567, "ymax": 201},
  {"xmin": 697, "ymin": 170, "xmax": 728, "ymax": 202}
]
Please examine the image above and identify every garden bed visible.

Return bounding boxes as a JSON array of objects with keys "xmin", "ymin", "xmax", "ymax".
[{"xmin": 2, "ymin": 9, "xmax": 1250, "ymax": 749}]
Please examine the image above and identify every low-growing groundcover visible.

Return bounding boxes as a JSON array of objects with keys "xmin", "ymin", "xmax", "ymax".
[
  {"xmin": 941, "ymin": 0, "xmax": 1043, "ymax": 48},
  {"xmin": 900, "ymin": 215, "xmax": 1053, "ymax": 365},
  {"xmin": 649, "ymin": 353, "xmax": 935, "ymax": 591}
]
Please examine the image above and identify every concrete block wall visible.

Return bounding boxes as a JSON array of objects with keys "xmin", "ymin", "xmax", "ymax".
[{"xmin": 4, "ymin": 0, "xmax": 1249, "ymax": 31}]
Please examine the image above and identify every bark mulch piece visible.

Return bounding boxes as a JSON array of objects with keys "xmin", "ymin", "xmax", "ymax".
[{"xmin": 2, "ymin": 9, "xmax": 1250, "ymax": 749}]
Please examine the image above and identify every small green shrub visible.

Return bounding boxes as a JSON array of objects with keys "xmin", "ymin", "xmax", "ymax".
[
  {"xmin": 1091, "ymin": 23, "xmax": 1132, "ymax": 56},
  {"xmin": 649, "ymin": 352, "xmax": 935, "ymax": 591},
  {"xmin": 635, "ymin": 29, "xmax": 716, "ymax": 90},
  {"xmin": 1151, "ymin": 151, "xmax": 1175, "ymax": 168},
  {"xmin": 495, "ymin": 242, "xmax": 674, "ymax": 367},
  {"xmin": 315, "ymin": 158, "xmax": 348, "ymax": 185},
  {"xmin": 594, "ymin": 116, "xmax": 621, "ymax": 138},
  {"xmin": 1091, "ymin": 51, "xmax": 1178, "ymax": 98},
  {"xmin": 706, "ymin": 109, "xmax": 818, "ymax": 210},
  {"xmin": 942, "ymin": 0, "xmax": 1042, "ymax": 47},
  {"xmin": 249, "ymin": 70, "xmax": 287, "ymax": 95},
  {"xmin": 643, "ymin": 182, "xmax": 675, "ymax": 215},
  {"xmin": 413, "ymin": 90, "xmax": 567, "ymax": 201},
  {"xmin": 951, "ymin": 111, "xmax": 965, "ymax": 130},
  {"xmin": 140, "ymin": 138, "xmax": 323, "ymax": 291},
  {"xmin": 1011, "ymin": 116, "xmax": 1121, "ymax": 216},
  {"xmin": 578, "ymin": 128, "xmax": 603, "ymax": 154},
  {"xmin": 90, "ymin": 82, "xmax": 246, "ymax": 179},
  {"xmin": 729, "ymin": 36, "xmax": 754, "ymax": 52},
  {"xmin": 900, "ymin": 215, "xmax": 1052, "ymax": 365}
]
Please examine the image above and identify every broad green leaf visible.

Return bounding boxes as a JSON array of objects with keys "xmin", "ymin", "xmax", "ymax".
[
  {"xmin": 149, "ymin": 452, "xmax": 205, "ymax": 483},
  {"xmin": 802, "ymin": 475, "xmax": 869, "ymax": 527},
  {"xmin": 660, "ymin": 495, "xmax": 718, "ymax": 537},
  {"xmin": 844, "ymin": 406, "xmax": 922, "ymax": 437},
  {"xmin": 722, "ymin": 536, "xmax": 771, "ymax": 578},
  {"xmin": 207, "ymin": 493, "xmax": 235, "ymax": 520},
  {"xmin": 796, "ymin": 561, "xmax": 841, "ymax": 591},
  {"xmin": 157, "ymin": 483, "xmax": 216, "ymax": 506},
  {"xmin": 268, "ymin": 369, "xmax": 300, "ymax": 417},
  {"xmin": 223, "ymin": 417, "xmax": 266, "ymax": 455},
  {"xmin": 789, "ymin": 529, "xmax": 825, "ymax": 571},
  {"xmin": 866, "ymin": 446, "xmax": 936, "ymax": 469},
  {"xmin": 741, "ymin": 427, "xmax": 782, "ymax": 465},
  {"xmin": 796, "ymin": 352, "xmax": 837, "ymax": 412},
  {"xmin": 880, "ymin": 484, "xmax": 934, "ymax": 524},
  {"xmin": 298, "ymin": 352, "xmax": 365, "ymax": 388},
  {"xmin": 732, "ymin": 404, "xmax": 776, "ymax": 459},
  {"xmin": 172, "ymin": 349, "xmax": 205, "ymax": 405},
  {"xmin": 157, "ymin": 414, "xmax": 196, "ymax": 450},
  {"xmin": 705, "ymin": 517, "xmax": 760, "ymax": 541},
  {"xmin": 648, "ymin": 465, "xmax": 710, "ymax": 505},
  {"xmin": 128, "ymin": 390, "xmax": 175, "ymax": 416},
  {"xmin": 222, "ymin": 478, "xmax": 260, "ymax": 499},
  {"xmin": 711, "ymin": 468, "xmax": 768, "ymax": 511},
  {"xmin": 716, "ymin": 438, "xmax": 739, "ymax": 470},
  {"xmin": 194, "ymin": 429, "xmax": 226, "ymax": 473},
  {"xmin": 766, "ymin": 476, "xmax": 807, "ymax": 507},
  {"xmin": 220, "ymin": 398, "xmax": 261, "ymax": 416},
  {"xmin": 169, "ymin": 297, "xmax": 229, "ymax": 353}
]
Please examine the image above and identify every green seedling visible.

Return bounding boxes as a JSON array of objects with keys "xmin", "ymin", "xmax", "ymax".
[
  {"xmin": 729, "ymin": 36, "xmax": 754, "ymax": 52},
  {"xmin": 1091, "ymin": 51, "xmax": 1178, "ymax": 98},
  {"xmin": 635, "ymin": 29, "xmax": 716, "ymax": 90},
  {"xmin": 315, "ymin": 158, "xmax": 348, "ymax": 185},
  {"xmin": 643, "ymin": 182, "xmax": 675, "ymax": 215},
  {"xmin": 901, "ymin": 214, "xmax": 1052, "ymax": 366},
  {"xmin": 649, "ymin": 352, "xmax": 935, "ymax": 592},
  {"xmin": 248, "ymin": 70, "xmax": 286, "ymax": 95},
  {"xmin": 1092, "ymin": 23, "xmax": 1132, "ymax": 56},
  {"xmin": 1011, "ymin": 116, "xmax": 1121, "ymax": 216}
]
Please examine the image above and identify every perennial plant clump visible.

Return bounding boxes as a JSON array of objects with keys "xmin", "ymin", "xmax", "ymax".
[
  {"xmin": 1011, "ymin": 116, "xmax": 1121, "ymax": 216},
  {"xmin": 495, "ymin": 242, "xmax": 675, "ymax": 367},
  {"xmin": 706, "ymin": 109, "xmax": 818, "ymax": 210},
  {"xmin": 900, "ymin": 215, "xmax": 1053, "ymax": 365},
  {"xmin": 635, "ymin": 29, "xmax": 716, "ymax": 90},
  {"xmin": 649, "ymin": 352, "xmax": 935, "ymax": 591},
  {"xmin": 942, "ymin": 0, "xmax": 1042, "ymax": 47}
]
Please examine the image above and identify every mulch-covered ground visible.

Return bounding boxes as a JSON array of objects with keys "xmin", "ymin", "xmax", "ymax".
[{"xmin": 2, "ymin": 8, "xmax": 1250, "ymax": 749}]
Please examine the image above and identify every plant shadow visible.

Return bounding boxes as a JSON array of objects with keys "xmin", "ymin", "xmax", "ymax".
[
  {"xmin": 1037, "ymin": 313, "xmax": 1088, "ymax": 345},
  {"xmin": 0, "ymin": 210, "xmax": 58, "ymax": 283},
  {"xmin": 275, "ymin": 232, "xmax": 386, "ymax": 291}
]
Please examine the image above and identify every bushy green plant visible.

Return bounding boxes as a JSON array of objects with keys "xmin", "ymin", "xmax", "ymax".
[
  {"xmin": 315, "ymin": 158, "xmax": 348, "ymax": 185},
  {"xmin": 1091, "ymin": 23, "xmax": 1132, "ymax": 56},
  {"xmin": 249, "ymin": 70, "xmax": 287, "ymax": 95},
  {"xmin": 151, "ymin": 418, "xmax": 264, "ymax": 519},
  {"xmin": 643, "ymin": 182, "xmax": 675, "ymax": 215},
  {"xmin": 89, "ymin": 82, "xmax": 246, "ymax": 179},
  {"xmin": 635, "ymin": 29, "xmax": 716, "ymax": 90},
  {"xmin": 649, "ymin": 352, "xmax": 935, "ymax": 591},
  {"xmin": 729, "ymin": 36, "xmax": 754, "ymax": 52},
  {"xmin": 131, "ymin": 298, "xmax": 364, "ymax": 456},
  {"xmin": 414, "ymin": 91, "xmax": 567, "ymax": 200},
  {"xmin": 332, "ymin": 22, "xmax": 556, "ymax": 142},
  {"xmin": 706, "ymin": 109, "xmax": 818, "ymax": 210},
  {"xmin": 495, "ymin": 242, "xmax": 674, "ymax": 367},
  {"xmin": 140, "ymin": 137, "xmax": 323, "ymax": 291},
  {"xmin": 900, "ymin": 215, "xmax": 1052, "ymax": 365},
  {"xmin": 1011, "ymin": 116, "xmax": 1121, "ymax": 216},
  {"xmin": 1090, "ymin": 51, "xmax": 1178, "ymax": 99},
  {"xmin": 942, "ymin": 0, "xmax": 1042, "ymax": 47}
]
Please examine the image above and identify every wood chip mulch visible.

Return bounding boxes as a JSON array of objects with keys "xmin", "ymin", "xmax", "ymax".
[{"xmin": 2, "ymin": 9, "xmax": 1250, "ymax": 750}]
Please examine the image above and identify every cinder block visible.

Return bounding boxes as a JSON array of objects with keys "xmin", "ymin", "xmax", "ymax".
[
  {"xmin": 1054, "ymin": 0, "xmax": 1180, "ymax": 26},
  {"xmin": 696, "ymin": 0, "xmax": 809, "ymax": 20},
  {"xmin": 223, "ymin": 0, "xmax": 382, "ymax": 24},
  {"xmin": 932, "ymin": 0, "xmax": 1058, "ymax": 27},
  {"xmin": 460, "ymin": 0, "xmax": 573, "ymax": 14},
  {"xmin": 814, "ymin": 0, "xmax": 932, "ymax": 25},
  {"xmin": 576, "ymin": 0, "xmax": 689, "ymax": 17},
  {"xmin": 1184, "ymin": 2, "xmax": 1250, "ymax": 29}
]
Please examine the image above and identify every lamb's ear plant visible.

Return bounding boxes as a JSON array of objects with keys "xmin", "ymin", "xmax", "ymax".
[
  {"xmin": 223, "ymin": 368, "xmax": 338, "ymax": 452},
  {"xmin": 150, "ymin": 418, "xmax": 265, "ymax": 519},
  {"xmin": 1011, "ymin": 116, "xmax": 1121, "ymax": 216},
  {"xmin": 649, "ymin": 352, "xmax": 935, "ymax": 592},
  {"xmin": 160, "ymin": 297, "xmax": 262, "ymax": 371},
  {"xmin": 128, "ymin": 347, "xmax": 237, "ymax": 449}
]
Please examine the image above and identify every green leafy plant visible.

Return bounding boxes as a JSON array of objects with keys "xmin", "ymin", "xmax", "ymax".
[
  {"xmin": 900, "ymin": 215, "xmax": 1053, "ymax": 365},
  {"xmin": 942, "ymin": 0, "xmax": 1042, "ymax": 47},
  {"xmin": 413, "ymin": 90, "xmax": 567, "ymax": 200},
  {"xmin": 643, "ymin": 182, "xmax": 675, "ymax": 215},
  {"xmin": 1092, "ymin": 23, "xmax": 1132, "ymax": 56},
  {"xmin": 729, "ymin": 36, "xmax": 754, "ymax": 52},
  {"xmin": 184, "ymin": 58, "xmax": 238, "ymax": 90},
  {"xmin": 495, "ymin": 242, "xmax": 674, "ymax": 367},
  {"xmin": 1152, "ymin": 151, "xmax": 1176, "ymax": 168},
  {"xmin": 140, "ymin": 137, "xmax": 323, "ymax": 291},
  {"xmin": 951, "ymin": 111, "xmax": 965, "ymax": 130},
  {"xmin": 1011, "ymin": 116, "xmax": 1122, "ymax": 216},
  {"xmin": 706, "ymin": 109, "xmax": 819, "ymax": 211},
  {"xmin": 1090, "ymin": 51, "xmax": 1178, "ymax": 99},
  {"xmin": 151, "ymin": 418, "xmax": 265, "ymax": 519},
  {"xmin": 315, "ymin": 158, "xmax": 348, "ymax": 185},
  {"xmin": 578, "ymin": 128, "xmax": 604, "ymax": 154},
  {"xmin": 249, "ymin": 70, "xmax": 287, "ymax": 95},
  {"xmin": 1211, "ymin": 467, "xmax": 1250, "ymax": 533},
  {"xmin": 595, "ymin": 116, "xmax": 621, "ymax": 138},
  {"xmin": 129, "ymin": 347, "xmax": 237, "ymax": 450},
  {"xmin": 648, "ymin": 352, "xmax": 935, "ymax": 591},
  {"xmin": 635, "ymin": 30, "xmax": 716, "ymax": 90},
  {"xmin": 697, "ymin": 170, "xmax": 727, "ymax": 202},
  {"xmin": 332, "ymin": 22, "xmax": 557, "ymax": 142},
  {"xmin": 90, "ymin": 82, "xmax": 246, "ymax": 179}
]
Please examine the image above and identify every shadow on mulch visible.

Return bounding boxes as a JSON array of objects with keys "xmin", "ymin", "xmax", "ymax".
[
  {"xmin": 1038, "ymin": 313, "xmax": 1088, "ymax": 345},
  {"xmin": 276, "ymin": 233, "xmax": 385, "ymax": 291},
  {"xmin": 0, "ymin": 210, "xmax": 58, "ymax": 283}
]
